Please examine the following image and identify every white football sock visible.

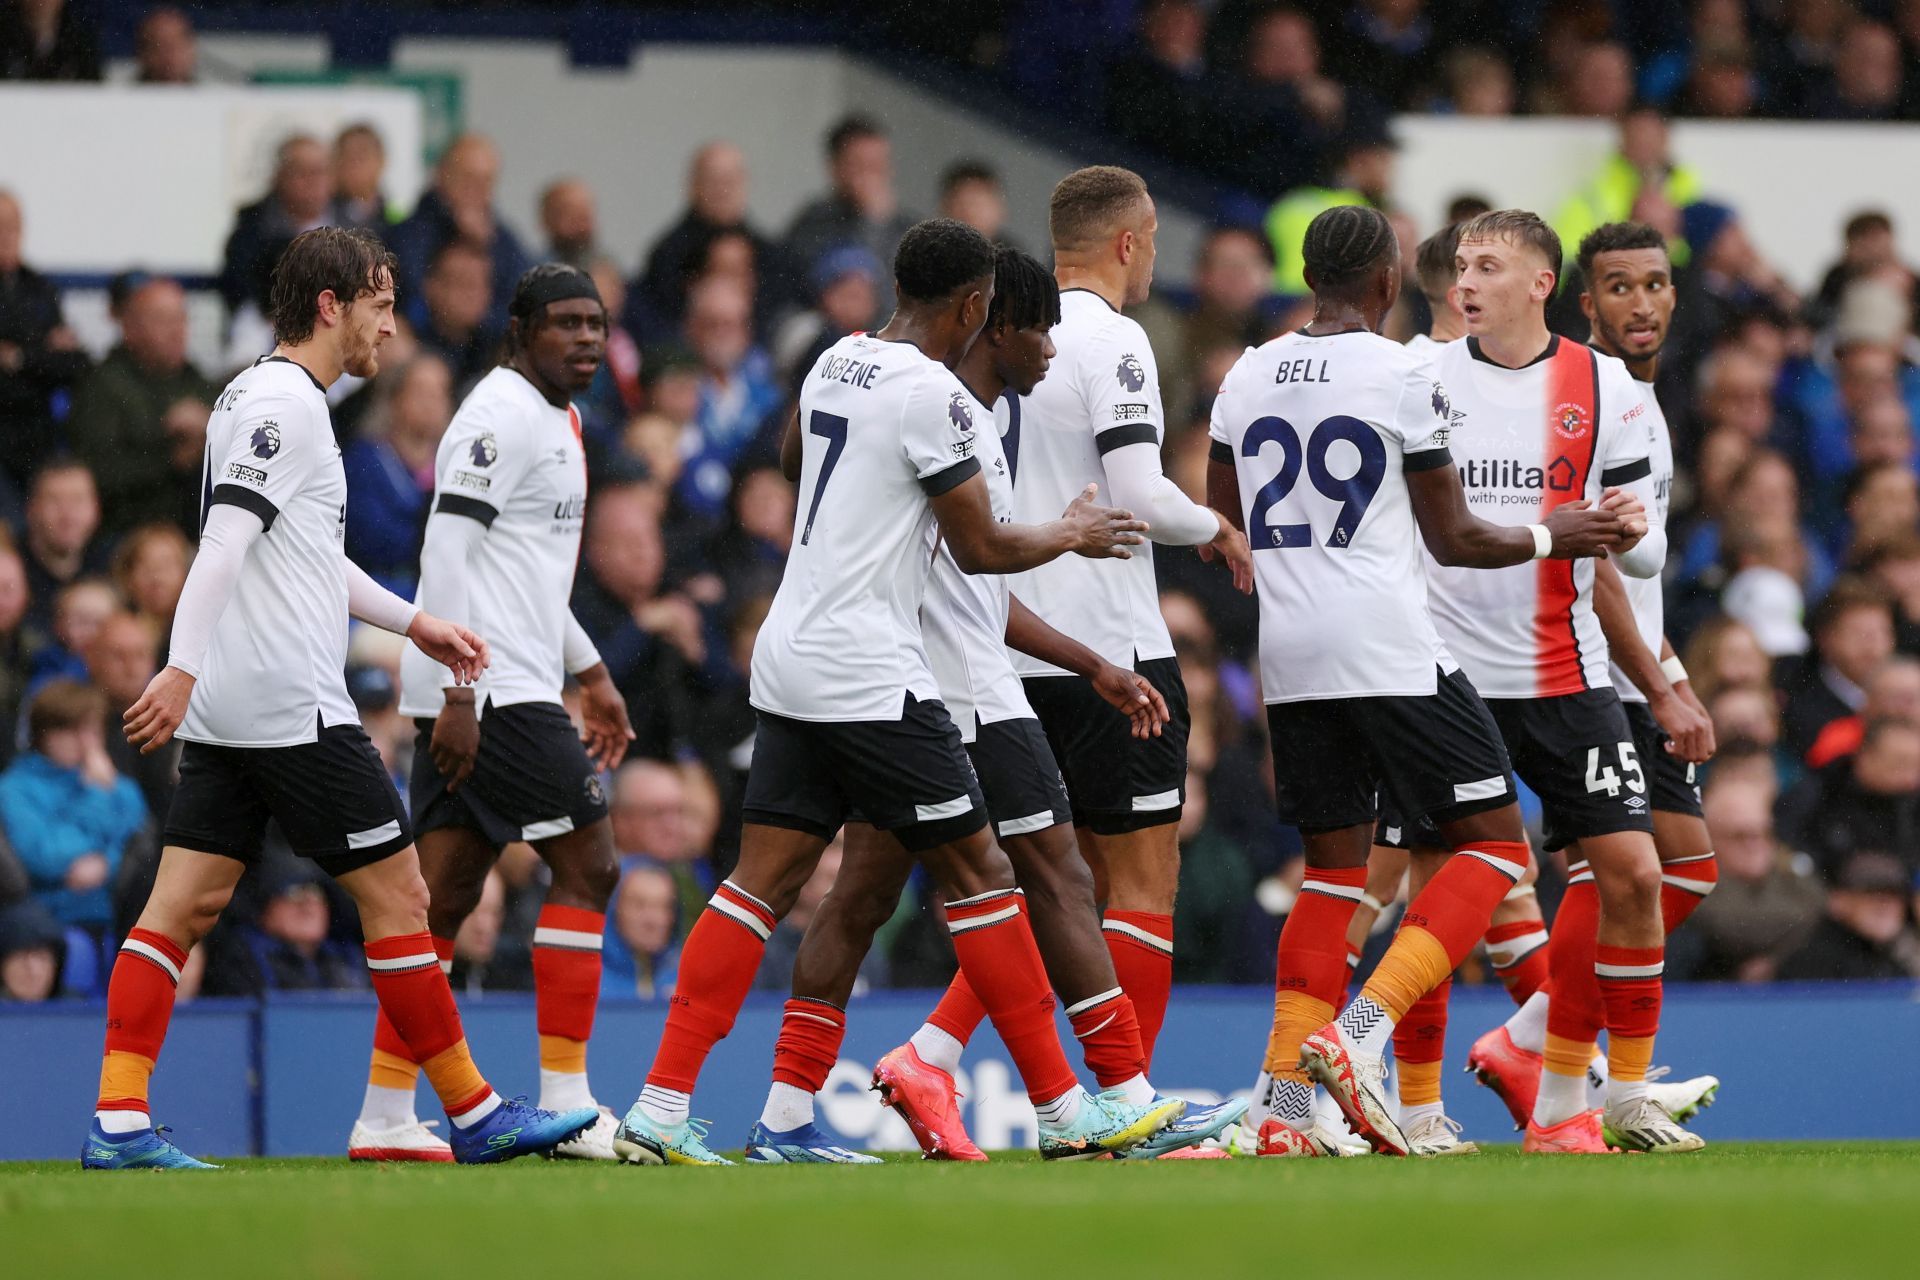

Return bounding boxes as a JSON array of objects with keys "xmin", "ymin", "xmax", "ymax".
[
  {"xmin": 1506, "ymin": 990, "xmax": 1550, "ymax": 1054},
  {"xmin": 1032, "ymin": 1089, "xmax": 1082, "ymax": 1129},
  {"xmin": 1399, "ymin": 1101, "xmax": 1443, "ymax": 1132},
  {"xmin": 1244, "ymin": 1070, "xmax": 1273, "ymax": 1131},
  {"xmin": 1275, "ymin": 1078, "xmax": 1314, "ymax": 1128},
  {"xmin": 358, "ymin": 1082, "xmax": 418, "ymax": 1129},
  {"xmin": 758, "ymin": 1082, "xmax": 815, "ymax": 1133},
  {"xmin": 910, "ymin": 1023, "xmax": 965, "ymax": 1075},
  {"xmin": 1532, "ymin": 1070, "xmax": 1588, "ymax": 1128},
  {"xmin": 1606, "ymin": 1076, "xmax": 1649, "ymax": 1110},
  {"xmin": 1333, "ymin": 995, "xmax": 1395, "ymax": 1058},
  {"xmin": 637, "ymin": 1084, "xmax": 690, "ymax": 1128},
  {"xmin": 448, "ymin": 1091, "xmax": 503, "ymax": 1129},
  {"xmin": 539, "ymin": 1068, "xmax": 596, "ymax": 1114},
  {"xmin": 1585, "ymin": 1053, "xmax": 1610, "ymax": 1110},
  {"xmin": 96, "ymin": 1110, "xmax": 150, "ymax": 1135},
  {"xmin": 1113, "ymin": 1073, "xmax": 1155, "ymax": 1107}
]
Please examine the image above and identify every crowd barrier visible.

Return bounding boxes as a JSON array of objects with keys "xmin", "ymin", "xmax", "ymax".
[{"xmin": 3, "ymin": 982, "xmax": 1915, "ymax": 1160}]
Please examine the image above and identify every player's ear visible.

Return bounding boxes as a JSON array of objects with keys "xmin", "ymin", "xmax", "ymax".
[
  {"xmin": 1579, "ymin": 291, "xmax": 1596, "ymax": 322},
  {"xmin": 1116, "ymin": 227, "xmax": 1134, "ymax": 267}
]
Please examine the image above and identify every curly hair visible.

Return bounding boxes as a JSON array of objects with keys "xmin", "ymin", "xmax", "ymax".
[
  {"xmin": 266, "ymin": 227, "xmax": 397, "ymax": 345},
  {"xmin": 892, "ymin": 217, "xmax": 996, "ymax": 305}
]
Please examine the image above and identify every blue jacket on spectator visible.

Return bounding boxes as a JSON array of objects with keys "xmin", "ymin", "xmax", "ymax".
[
  {"xmin": 0, "ymin": 752, "xmax": 145, "ymax": 928},
  {"xmin": 342, "ymin": 437, "xmax": 434, "ymax": 597},
  {"xmin": 679, "ymin": 349, "xmax": 782, "ymax": 517}
]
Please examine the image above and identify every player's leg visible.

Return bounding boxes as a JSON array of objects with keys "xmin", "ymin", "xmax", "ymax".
[
  {"xmin": 1387, "ymin": 846, "xmax": 1475, "ymax": 1154},
  {"xmin": 1347, "ymin": 844, "xmax": 1409, "ymax": 996},
  {"xmin": 85, "ymin": 845, "xmax": 242, "ymax": 1169},
  {"xmin": 1465, "ymin": 850, "xmax": 1553, "ymax": 1130},
  {"xmin": 528, "ymin": 819, "xmax": 620, "ymax": 1152}
]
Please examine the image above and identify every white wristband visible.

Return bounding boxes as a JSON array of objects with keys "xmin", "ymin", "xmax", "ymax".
[
  {"xmin": 1661, "ymin": 655, "xmax": 1689, "ymax": 684},
  {"xmin": 1528, "ymin": 524, "xmax": 1552, "ymax": 560}
]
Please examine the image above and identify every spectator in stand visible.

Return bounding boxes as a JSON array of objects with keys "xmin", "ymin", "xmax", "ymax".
[
  {"xmin": 678, "ymin": 275, "xmax": 779, "ymax": 519},
  {"xmin": 1782, "ymin": 578, "xmax": 1898, "ymax": 761},
  {"xmin": 31, "ymin": 578, "xmax": 114, "ymax": 687},
  {"xmin": 637, "ymin": 142, "xmax": 776, "ymax": 337},
  {"xmin": 1684, "ymin": 607, "xmax": 1776, "ymax": 698},
  {"xmin": 1808, "ymin": 19, "xmax": 1907, "ymax": 121},
  {"xmin": 329, "ymin": 122, "xmax": 389, "ymax": 233},
  {"xmin": 0, "ymin": 896, "xmax": 62, "ymax": 1001},
  {"xmin": 1811, "ymin": 212, "xmax": 1918, "ymax": 329},
  {"xmin": 938, "ymin": 161, "xmax": 1020, "ymax": 253},
  {"xmin": 341, "ymin": 354, "xmax": 453, "ymax": 594},
  {"xmin": 133, "ymin": 5, "xmax": 195, "ymax": 85},
  {"xmin": 1435, "ymin": 45, "xmax": 1514, "ymax": 115},
  {"xmin": 1326, "ymin": 0, "xmax": 1441, "ymax": 111},
  {"xmin": 539, "ymin": 178, "xmax": 599, "ymax": 271},
  {"xmin": 0, "ymin": 680, "xmax": 147, "ymax": 942},
  {"xmin": 783, "ymin": 116, "xmax": 915, "ymax": 318},
  {"xmin": 1841, "ymin": 462, "xmax": 1920, "ymax": 564},
  {"xmin": 1104, "ymin": 0, "xmax": 1211, "ymax": 163},
  {"xmin": 1778, "ymin": 851, "xmax": 1920, "ymax": 980},
  {"xmin": 1779, "ymin": 716, "xmax": 1920, "ymax": 881},
  {"xmin": 575, "ymin": 258, "xmax": 644, "ymax": 444},
  {"xmin": 1229, "ymin": 6, "xmax": 1380, "ymax": 197},
  {"xmin": 19, "ymin": 459, "xmax": 104, "ymax": 631},
  {"xmin": 609, "ymin": 757, "xmax": 712, "ymax": 927},
  {"xmin": 0, "ymin": 0, "xmax": 99, "ymax": 80},
  {"xmin": 1676, "ymin": 34, "xmax": 1760, "ymax": 119},
  {"xmin": 415, "ymin": 241, "xmax": 501, "ymax": 391},
  {"xmin": 0, "ymin": 189, "xmax": 88, "ymax": 489},
  {"xmin": 1265, "ymin": 126, "xmax": 1397, "ymax": 294},
  {"xmin": 1681, "ymin": 200, "xmax": 1802, "ymax": 345},
  {"xmin": 65, "ymin": 276, "xmax": 213, "ymax": 535},
  {"xmin": 601, "ymin": 861, "xmax": 680, "ymax": 999},
  {"xmin": 209, "ymin": 861, "xmax": 366, "ymax": 995},
  {"xmin": 1135, "ymin": 226, "xmax": 1279, "ymax": 425},
  {"xmin": 387, "ymin": 133, "xmax": 530, "ymax": 330},
  {"xmin": 85, "ymin": 609, "xmax": 169, "ymax": 814},
  {"xmin": 220, "ymin": 135, "xmax": 333, "ymax": 318},
  {"xmin": 1566, "ymin": 41, "xmax": 1637, "ymax": 118},
  {"xmin": 1556, "ymin": 108, "xmax": 1701, "ymax": 274},
  {"xmin": 1862, "ymin": 533, "xmax": 1920, "ymax": 654},
  {"xmin": 688, "ymin": 228, "xmax": 769, "ymax": 339},
  {"xmin": 770, "ymin": 243, "xmax": 880, "ymax": 392},
  {"xmin": 704, "ymin": 466, "xmax": 793, "ymax": 607},
  {"xmin": 1675, "ymin": 777, "xmax": 1825, "ymax": 981},
  {"xmin": 1804, "ymin": 656, "xmax": 1920, "ymax": 772},
  {"xmin": 0, "ymin": 546, "xmax": 28, "ymax": 768},
  {"xmin": 1846, "ymin": 397, "xmax": 1914, "ymax": 475},
  {"xmin": 1787, "ymin": 301, "xmax": 1920, "ymax": 497},
  {"xmin": 109, "ymin": 522, "xmax": 190, "ymax": 638}
]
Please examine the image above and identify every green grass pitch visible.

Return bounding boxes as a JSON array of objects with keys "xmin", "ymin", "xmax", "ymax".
[{"xmin": 3, "ymin": 1144, "xmax": 1914, "ymax": 1279}]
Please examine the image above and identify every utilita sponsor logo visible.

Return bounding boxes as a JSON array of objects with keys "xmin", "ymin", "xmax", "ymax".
[{"xmin": 1460, "ymin": 456, "xmax": 1578, "ymax": 493}]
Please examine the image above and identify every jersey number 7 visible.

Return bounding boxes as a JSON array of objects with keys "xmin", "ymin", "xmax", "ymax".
[
  {"xmin": 800, "ymin": 410, "xmax": 850, "ymax": 546},
  {"xmin": 1242, "ymin": 414, "xmax": 1386, "ymax": 550}
]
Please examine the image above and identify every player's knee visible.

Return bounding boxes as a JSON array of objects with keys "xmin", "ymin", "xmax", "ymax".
[
  {"xmin": 1596, "ymin": 852, "xmax": 1663, "ymax": 915},
  {"xmin": 384, "ymin": 867, "xmax": 434, "ymax": 925},
  {"xmin": 1019, "ymin": 844, "xmax": 1096, "ymax": 914},
  {"xmin": 555, "ymin": 842, "xmax": 619, "ymax": 908},
  {"xmin": 176, "ymin": 884, "xmax": 235, "ymax": 944}
]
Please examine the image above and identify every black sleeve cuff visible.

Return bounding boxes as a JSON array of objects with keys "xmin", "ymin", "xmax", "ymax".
[
  {"xmin": 1600, "ymin": 457, "xmax": 1652, "ymax": 486},
  {"xmin": 919, "ymin": 454, "xmax": 982, "ymax": 497},
  {"xmin": 1208, "ymin": 440, "xmax": 1234, "ymax": 465},
  {"xmin": 1095, "ymin": 422, "xmax": 1160, "ymax": 455},
  {"xmin": 1403, "ymin": 446, "xmax": 1454, "ymax": 473},
  {"xmin": 435, "ymin": 492, "xmax": 499, "ymax": 527},
  {"xmin": 210, "ymin": 483, "xmax": 281, "ymax": 532}
]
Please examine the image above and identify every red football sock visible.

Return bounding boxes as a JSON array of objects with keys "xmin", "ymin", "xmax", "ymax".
[
  {"xmin": 368, "ymin": 936, "xmax": 453, "ymax": 1086},
  {"xmin": 1262, "ymin": 864, "xmax": 1365, "ymax": 1079},
  {"xmin": 948, "ymin": 890, "xmax": 1078, "ymax": 1105},
  {"xmin": 1659, "ymin": 852, "xmax": 1718, "ymax": 933},
  {"xmin": 771, "ymin": 997, "xmax": 847, "ymax": 1093},
  {"xmin": 1393, "ymin": 977, "xmax": 1450, "ymax": 1107},
  {"xmin": 647, "ymin": 880, "xmax": 776, "ymax": 1093},
  {"xmin": 1101, "ymin": 909, "xmax": 1172, "ymax": 1067},
  {"xmin": 1485, "ymin": 918, "xmax": 1550, "ymax": 1005},
  {"xmin": 1065, "ymin": 987, "xmax": 1147, "ymax": 1089},
  {"xmin": 1597, "ymin": 943, "xmax": 1664, "ymax": 1083},
  {"xmin": 364, "ymin": 932, "xmax": 492, "ymax": 1119},
  {"xmin": 97, "ymin": 928, "xmax": 189, "ymax": 1114},
  {"xmin": 1358, "ymin": 842, "xmax": 1525, "ymax": 1022},
  {"xmin": 1544, "ymin": 869, "xmax": 1605, "ymax": 1048},
  {"xmin": 926, "ymin": 970, "xmax": 988, "ymax": 1045},
  {"xmin": 534, "ymin": 904, "xmax": 605, "ymax": 1075}
]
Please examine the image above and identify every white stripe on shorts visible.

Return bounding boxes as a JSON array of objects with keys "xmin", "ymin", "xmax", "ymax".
[{"xmin": 346, "ymin": 820, "xmax": 403, "ymax": 850}]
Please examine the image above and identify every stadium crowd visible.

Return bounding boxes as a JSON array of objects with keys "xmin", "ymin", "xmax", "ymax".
[{"xmin": 4, "ymin": 0, "xmax": 1920, "ymax": 1009}]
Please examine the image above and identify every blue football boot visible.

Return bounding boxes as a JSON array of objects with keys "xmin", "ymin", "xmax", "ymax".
[
  {"xmin": 447, "ymin": 1097, "xmax": 598, "ymax": 1165},
  {"xmin": 1123, "ymin": 1094, "xmax": 1251, "ymax": 1159},
  {"xmin": 743, "ymin": 1121, "xmax": 884, "ymax": 1164},
  {"xmin": 81, "ymin": 1121, "xmax": 219, "ymax": 1170}
]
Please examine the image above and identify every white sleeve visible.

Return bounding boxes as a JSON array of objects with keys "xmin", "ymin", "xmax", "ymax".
[
  {"xmin": 432, "ymin": 397, "xmax": 537, "ymax": 527},
  {"xmin": 1090, "ymin": 320, "xmax": 1220, "ymax": 545},
  {"xmin": 901, "ymin": 370, "xmax": 982, "ymax": 495},
  {"xmin": 563, "ymin": 612, "xmax": 602, "ymax": 675},
  {"xmin": 166, "ymin": 503, "xmax": 265, "ymax": 678},
  {"xmin": 1599, "ymin": 371, "xmax": 1666, "ymax": 579},
  {"xmin": 1102, "ymin": 440, "xmax": 1224, "ymax": 545},
  {"xmin": 345, "ymin": 557, "xmax": 422, "ymax": 635},
  {"xmin": 1397, "ymin": 359, "xmax": 1456, "ymax": 472},
  {"xmin": 207, "ymin": 389, "xmax": 318, "ymax": 531},
  {"xmin": 411, "ymin": 510, "xmax": 488, "ymax": 693}
]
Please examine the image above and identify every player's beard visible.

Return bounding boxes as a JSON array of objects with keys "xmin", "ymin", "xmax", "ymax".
[
  {"xmin": 1596, "ymin": 313, "xmax": 1664, "ymax": 365},
  {"xmin": 341, "ymin": 323, "xmax": 382, "ymax": 379}
]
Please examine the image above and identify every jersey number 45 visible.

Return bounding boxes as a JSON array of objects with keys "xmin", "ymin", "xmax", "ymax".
[{"xmin": 1241, "ymin": 414, "xmax": 1385, "ymax": 550}]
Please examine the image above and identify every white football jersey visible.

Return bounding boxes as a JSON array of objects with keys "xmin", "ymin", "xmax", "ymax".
[
  {"xmin": 921, "ymin": 392, "xmax": 1031, "ymax": 741},
  {"xmin": 1005, "ymin": 289, "xmax": 1172, "ymax": 676},
  {"xmin": 1406, "ymin": 333, "xmax": 1445, "ymax": 358},
  {"xmin": 1422, "ymin": 336, "xmax": 1653, "ymax": 700},
  {"xmin": 1210, "ymin": 330, "xmax": 1457, "ymax": 702},
  {"xmin": 1607, "ymin": 373, "xmax": 1673, "ymax": 704},
  {"xmin": 399, "ymin": 367, "xmax": 590, "ymax": 718},
  {"xmin": 751, "ymin": 333, "xmax": 980, "ymax": 722},
  {"xmin": 181, "ymin": 356, "xmax": 358, "ymax": 747}
]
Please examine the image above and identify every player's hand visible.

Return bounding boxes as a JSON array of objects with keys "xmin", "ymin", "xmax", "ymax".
[
  {"xmin": 431, "ymin": 695, "xmax": 482, "ymax": 792},
  {"xmin": 1091, "ymin": 662, "xmax": 1169, "ymax": 739},
  {"xmin": 124, "ymin": 666, "xmax": 195, "ymax": 755},
  {"xmin": 410, "ymin": 612, "xmax": 489, "ymax": 685},
  {"xmin": 1061, "ymin": 484, "xmax": 1148, "ymax": 559},
  {"xmin": 578, "ymin": 668, "xmax": 636, "ymax": 771},
  {"xmin": 1653, "ymin": 682, "xmax": 1717, "ymax": 764},
  {"xmin": 1542, "ymin": 499, "xmax": 1625, "ymax": 559},
  {"xmin": 1199, "ymin": 513, "xmax": 1254, "ymax": 594},
  {"xmin": 1599, "ymin": 486, "xmax": 1649, "ymax": 549},
  {"xmin": 65, "ymin": 852, "xmax": 110, "ymax": 892}
]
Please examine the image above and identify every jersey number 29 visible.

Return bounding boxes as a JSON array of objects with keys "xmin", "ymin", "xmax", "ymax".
[{"xmin": 1241, "ymin": 415, "xmax": 1386, "ymax": 550}]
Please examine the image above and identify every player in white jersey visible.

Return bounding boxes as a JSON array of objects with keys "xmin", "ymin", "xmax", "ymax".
[
  {"xmin": 1205, "ymin": 206, "xmax": 1632, "ymax": 1157},
  {"xmin": 1469, "ymin": 221, "xmax": 1723, "ymax": 1143},
  {"xmin": 348, "ymin": 265, "xmax": 637, "ymax": 1163},
  {"xmin": 614, "ymin": 219, "xmax": 1183, "ymax": 1167},
  {"xmin": 745, "ymin": 248, "xmax": 1243, "ymax": 1164},
  {"xmin": 1401, "ymin": 209, "xmax": 1700, "ymax": 1154},
  {"xmin": 1006, "ymin": 166, "xmax": 1252, "ymax": 1069},
  {"xmin": 88, "ymin": 229, "xmax": 596, "ymax": 1170}
]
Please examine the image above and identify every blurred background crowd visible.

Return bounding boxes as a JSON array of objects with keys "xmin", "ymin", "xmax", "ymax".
[{"xmin": 3, "ymin": 0, "xmax": 1919, "ymax": 1010}]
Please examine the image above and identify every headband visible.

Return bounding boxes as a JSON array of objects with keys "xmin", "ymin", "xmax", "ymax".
[{"xmin": 516, "ymin": 268, "xmax": 604, "ymax": 317}]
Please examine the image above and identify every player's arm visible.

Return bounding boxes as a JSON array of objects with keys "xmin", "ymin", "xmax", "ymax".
[
  {"xmin": 1406, "ymin": 462, "xmax": 1627, "ymax": 566},
  {"xmin": 1005, "ymin": 594, "xmax": 1168, "ymax": 739},
  {"xmin": 933, "ymin": 472, "xmax": 1146, "ymax": 574},
  {"xmin": 1597, "ymin": 465, "xmax": 1663, "ymax": 578},
  {"xmin": 778, "ymin": 404, "xmax": 802, "ymax": 483},
  {"xmin": 566, "ymin": 611, "xmax": 635, "ymax": 771},
  {"xmin": 1592, "ymin": 558, "xmax": 1714, "ymax": 763}
]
